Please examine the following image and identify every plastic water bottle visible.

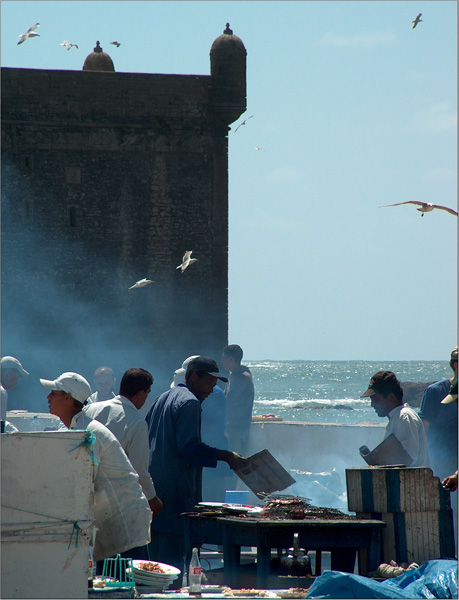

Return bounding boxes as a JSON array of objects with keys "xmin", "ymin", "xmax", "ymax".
[
  {"xmin": 182, "ymin": 557, "xmax": 188, "ymax": 588},
  {"xmin": 30, "ymin": 415, "xmax": 41, "ymax": 431},
  {"xmin": 88, "ymin": 544, "xmax": 94, "ymax": 588},
  {"xmin": 188, "ymin": 547, "xmax": 202, "ymax": 596}
]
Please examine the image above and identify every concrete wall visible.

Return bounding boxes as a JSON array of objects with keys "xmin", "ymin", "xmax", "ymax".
[{"xmin": 7, "ymin": 411, "xmax": 386, "ymax": 511}]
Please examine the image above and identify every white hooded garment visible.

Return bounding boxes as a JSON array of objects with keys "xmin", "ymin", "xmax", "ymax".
[{"xmin": 70, "ymin": 411, "xmax": 152, "ymax": 561}]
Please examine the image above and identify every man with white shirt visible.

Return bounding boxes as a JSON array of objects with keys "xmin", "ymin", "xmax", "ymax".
[
  {"xmin": 40, "ymin": 371, "xmax": 152, "ymax": 564},
  {"xmin": 87, "ymin": 366, "xmax": 116, "ymax": 404},
  {"xmin": 361, "ymin": 370, "xmax": 431, "ymax": 468},
  {"xmin": 85, "ymin": 368, "xmax": 163, "ymax": 516}
]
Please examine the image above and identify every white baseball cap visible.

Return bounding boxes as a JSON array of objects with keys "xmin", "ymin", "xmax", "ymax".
[
  {"xmin": 40, "ymin": 372, "xmax": 92, "ymax": 404},
  {"xmin": 0, "ymin": 356, "xmax": 29, "ymax": 376}
]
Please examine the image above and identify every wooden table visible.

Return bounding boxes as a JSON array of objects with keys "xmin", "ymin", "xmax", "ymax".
[{"xmin": 183, "ymin": 513, "xmax": 386, "ymax": 588}]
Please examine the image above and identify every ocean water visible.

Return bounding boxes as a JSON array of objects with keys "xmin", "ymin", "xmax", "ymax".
[{"xmin": 248, "ymin": 360, "xmax": 451, "ymax": 425}]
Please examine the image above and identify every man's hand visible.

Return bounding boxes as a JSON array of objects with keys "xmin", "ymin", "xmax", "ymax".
[
  {"xmin": 442, "ymin": 472, "xmax": 458, "ymax": 492},
  {"xmin": 149, "ymin": 495, "xmax": 164, "ymax": 516},
  {"xmin": 218, "ymin": 450, "xmax": 249, "ymax": 471}
]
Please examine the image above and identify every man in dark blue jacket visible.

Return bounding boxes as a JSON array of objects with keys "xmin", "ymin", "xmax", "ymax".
[{"xmin": 145, "ymin": 356, "xmax": 247, "ymax": 573}]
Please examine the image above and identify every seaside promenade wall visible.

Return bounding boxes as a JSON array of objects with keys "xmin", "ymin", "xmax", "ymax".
[
  {"xmin": 7, "ymin": 411, "xmax": 386, "ymax": 509},
  {"xmin": 245, "ymin": 420, "xmax": 386, "ymax": 507},
  {"xmin": 248, "ymin": 420, "xmax": 385, "ymax": 474}
]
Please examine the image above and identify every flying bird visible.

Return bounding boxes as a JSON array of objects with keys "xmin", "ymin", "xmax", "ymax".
[
  {"xmin": 412, "ymin": 13, "xmax": 422, "ymax": 28},
  {"xmin": 110, "ymin": 41, "xmax": 121, "ymax": 47},
  {"xmin": 129, "ymin": 278, "xmax": 154, "ymax": 290},
  {"xmin": 234, "ymin": 115, "xmax": 254, "ymax": 133},
  {"xmin": 17, "ymin": 23, "xmax": 40, "ymax": 45},
  {"xmin": 254, "ymin": 146, "xmax": 265, "ymax": 151},
  {"xmin": 176, "ymin": 251, "xmax": 198, "ymax": 273},
  {"xmin": 60, "ymin": 41, "xmax": 78, "ymax": 50},
  {"xmin": 380, "ymin": 201, "xmax": 458, "ymax": 217}
]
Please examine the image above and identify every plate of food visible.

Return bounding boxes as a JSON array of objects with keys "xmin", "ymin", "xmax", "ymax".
[
  {"xmin": 132, "ymin": 560, "xmax": 181, "ymax": 576},
  {"xmin": 276, "ymin": 588, "xmax": 309, "ymax": 599},
  {"xmin": 224, "ymin": 588, "xmax": 264, "ymax": 596}
]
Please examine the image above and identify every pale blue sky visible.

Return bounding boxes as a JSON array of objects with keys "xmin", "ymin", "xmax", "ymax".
[{"xmin": 1, "ymin": 1, "xmax": 457, "ymax": 361}]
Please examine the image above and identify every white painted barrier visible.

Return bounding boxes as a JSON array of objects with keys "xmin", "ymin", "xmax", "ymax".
[{"xmin": 1, "ymin": 431, "xmax": 95, "ymax": 598}]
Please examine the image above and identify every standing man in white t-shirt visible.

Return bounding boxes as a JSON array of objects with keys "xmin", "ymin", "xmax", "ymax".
[
  {"xmin": 85, "ymin": 368, "xmax": 163, "ymax": 517},
  {"xmin": 361, "ymin": 370, "xmax": 431, "ymax": 468}
]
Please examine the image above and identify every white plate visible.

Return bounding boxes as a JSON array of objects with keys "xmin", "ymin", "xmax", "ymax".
[
  {"xmin": 127, "ymin": 569, "xmax": 176, "ymax": 589},
  {"xmin": 132, "ymin": 559, "xmax": 181, "ymax": 576},
  {"xmin": 182, "ymin": 585, "xmax": 228, "ymax": 593},
  {"xmin": 222, "ymin": 504, "xmax": 256, "ymax": 513},
  {"xmin": 132, "ymin": 569, "xmax": 177, "ymax": 579},
  {"xmin": 247, "ymin": 506, "xmax": 264, "ymax": 514},
  {"xmin": 198, "ymin": 502, "xmax": 227, "ymax": 508},
  {"xmin": 134, "ymin": 573, "xmax": 177, "ymax": 585}
]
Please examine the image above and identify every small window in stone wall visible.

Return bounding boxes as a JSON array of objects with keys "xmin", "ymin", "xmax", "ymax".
[
  {"xmin": 69, "ymin": 206, "xmax": 79, "ymax": 227},
  {"xmin": 23, "ymin": 155, "xmax": 34, "ymax": 170},
  {"xmin": 23, "ymin": 199, "xmax": 34, "ymax": 222},
  {"xmin": 65, "ymin": 166, "xmax": 81, "ymax": 184}
]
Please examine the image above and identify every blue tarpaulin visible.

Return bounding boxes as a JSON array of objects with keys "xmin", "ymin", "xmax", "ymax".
[{"xmin": 306, "ymin": 559, "xmax": 458, "ymax": 599}]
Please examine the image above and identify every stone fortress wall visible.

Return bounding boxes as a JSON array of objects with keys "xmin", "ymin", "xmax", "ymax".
[{"xmin": 1, "ymin": 27, "xmax": 247, "ymax": 399}]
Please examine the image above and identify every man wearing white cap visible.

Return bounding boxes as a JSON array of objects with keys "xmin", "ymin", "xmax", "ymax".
[
  {"xmin": 40, "ymin": 372, "xmax": 152, "ymax": 565},
  {"xmin": 1, "ymin": 356, "xmax": 29, "ymax": 433}
]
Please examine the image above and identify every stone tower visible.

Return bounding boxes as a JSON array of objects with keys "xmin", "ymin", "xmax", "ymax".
[{"xmin": 1, "ymin": 27, "xmax": 247, "ymax": 408}]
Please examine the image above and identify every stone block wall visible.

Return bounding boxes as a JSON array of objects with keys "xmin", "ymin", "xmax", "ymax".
[{"xmin": 1, "ymin": 60, "xmax": 245, "ymax": 401}]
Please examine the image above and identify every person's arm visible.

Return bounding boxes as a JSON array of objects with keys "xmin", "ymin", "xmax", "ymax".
[
  {"xmin": 442, "ymin": 471, "xmax": 458, "ymax": 492},
  {"xmin": 148, "ymin": 495, "xmax": 163, "ymax": 515},
  {"xmin": 418, "ymin": 384, "xmax": 440, "ymax": 433},
  {"xmin": 217, "ymin": 449, "xmax": 248, "ymax": 471}
]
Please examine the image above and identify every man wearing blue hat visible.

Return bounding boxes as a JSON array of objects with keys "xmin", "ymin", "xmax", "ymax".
[{"xmin": 145, "ymin": 356, "xmax": 248, "ymax": 575}]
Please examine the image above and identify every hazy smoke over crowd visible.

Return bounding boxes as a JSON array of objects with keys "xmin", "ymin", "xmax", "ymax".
[{"xmin": 2, "ymin": 164, "xmax": 227, "ymax": 414}]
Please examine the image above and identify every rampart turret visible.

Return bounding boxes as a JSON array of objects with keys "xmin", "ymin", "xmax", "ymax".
[{"xmin": 210, "ymin": 23, "xmax": 247, "ymax": 124}]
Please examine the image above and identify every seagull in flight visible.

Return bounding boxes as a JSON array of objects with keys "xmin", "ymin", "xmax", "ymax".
[
  {"xmin": 129, "ymin": 278, "xmax": 154, "ymax": 290},
  {"xmin": 234, "ymin": 115, "xmax": 254, "ymax": 133},
  {"xmin": 380, "ymin": 201, "xmax": 458, "ymax": 217},
  {"xmin": 110, "ymin": 41, "xmax": 121, "ymax": 47},
  {"xmin": 254, "ymin": 146, "xmax": 265, "ymax": 151},
  {"xmin": 176, "ymin": 251, "xmax": 198, "ymax": 273},
  {"xmin": 18, "ymin": 23, "xmax": 40, "ymax": 45},
  {"xmin": 60, "ymin": 41, "xmax": 78, "ymax": 50},
  {"xmin": 412, "ymin": 13, "xmax": 422, "ymax": 29}
]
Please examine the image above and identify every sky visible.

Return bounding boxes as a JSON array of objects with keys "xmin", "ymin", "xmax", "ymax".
[{"xmin": 1, "ymin": 0, "xmax": 457, "ymax": 361}]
